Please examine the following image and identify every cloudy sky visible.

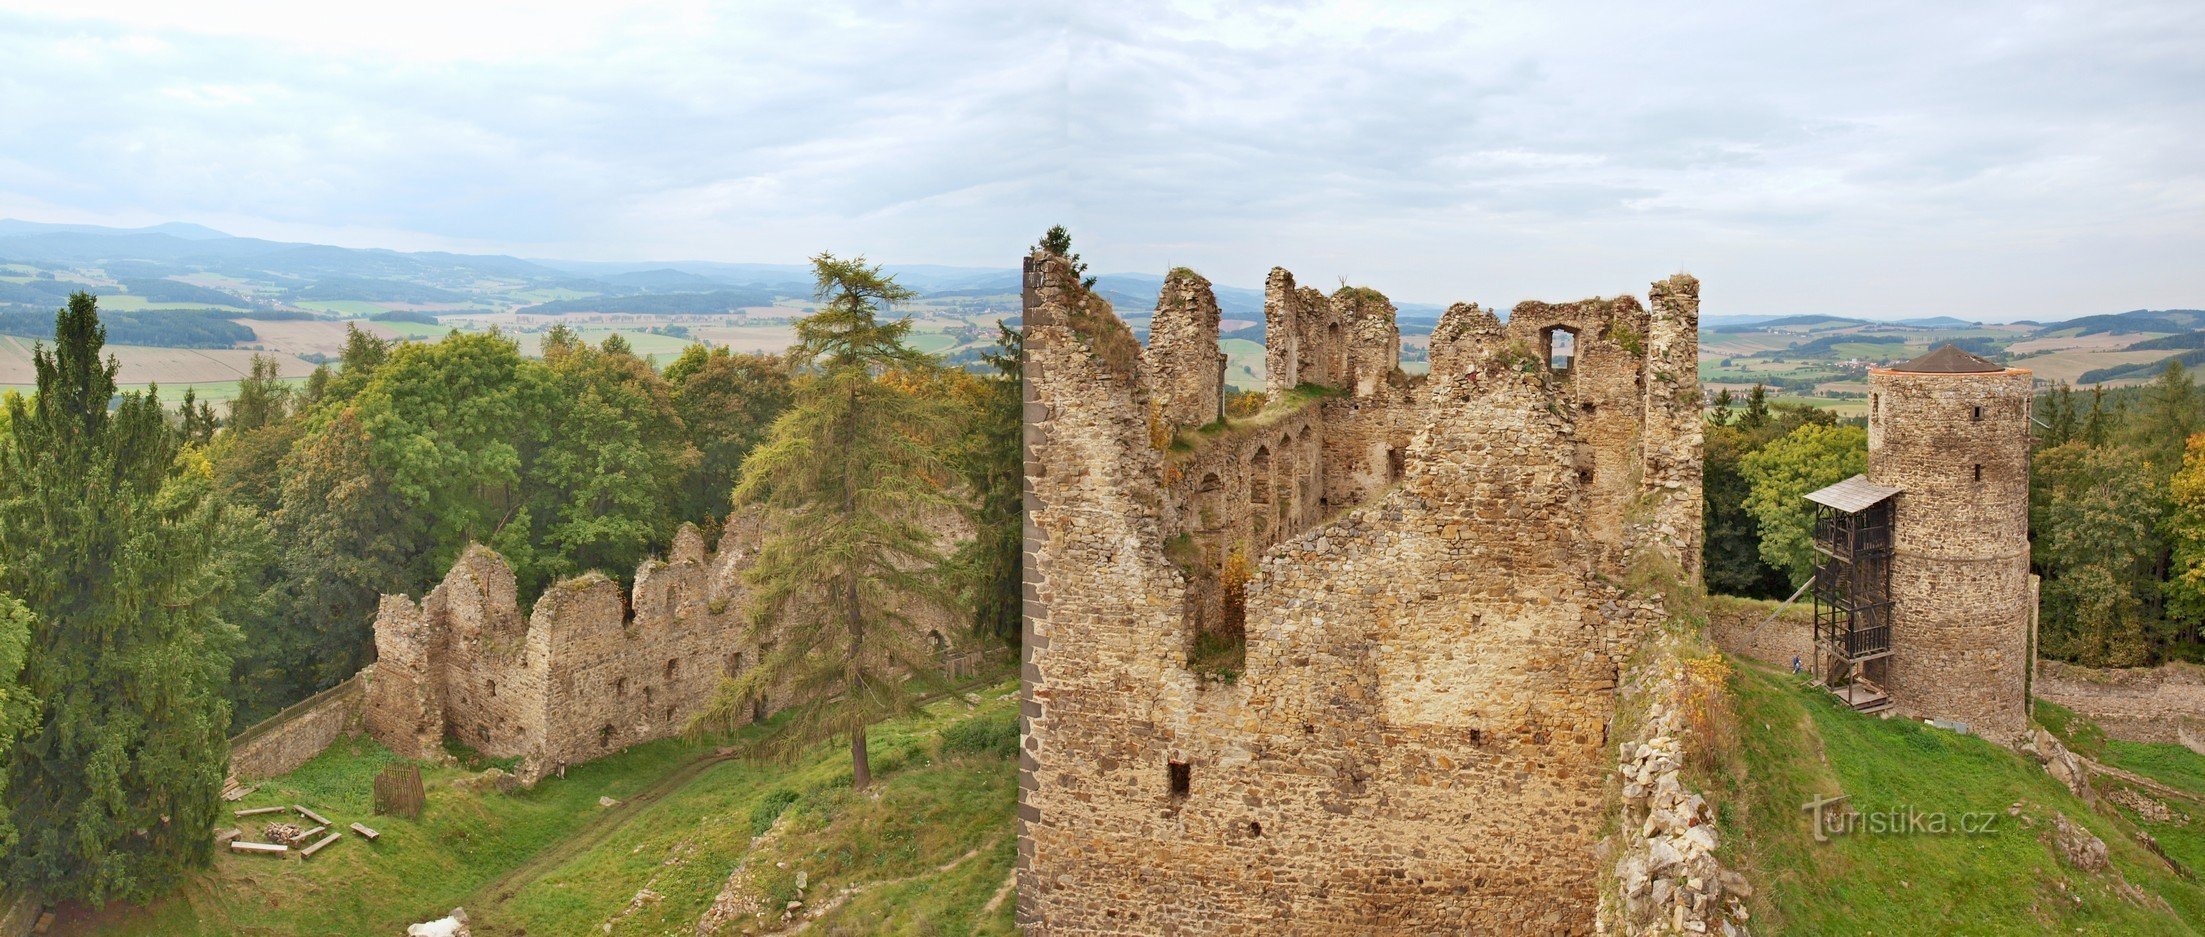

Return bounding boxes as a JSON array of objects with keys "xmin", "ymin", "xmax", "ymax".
[{"xmin": 0, "ymin": 0, "xmax": 2198, "ymax": 317}]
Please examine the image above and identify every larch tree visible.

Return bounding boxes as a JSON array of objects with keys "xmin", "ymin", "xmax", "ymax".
[
  {"xmin": 696, "ymin": 253, "xmax": 960, "ymax": 790},
  {"xmin": 0, "ymin": 292, "xmax": 236, "ymax": 903}
]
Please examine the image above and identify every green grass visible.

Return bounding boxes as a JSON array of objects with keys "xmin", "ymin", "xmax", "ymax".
[
  {"xmin": 1709, "ymin": 661, "xmax": 2204, "ymax": 935},
  {"xmin": 68, "ymin": 679, "xmax": 1019, "ymax": 937},
  {"xmin": 489, "ymin": 681, "xmax": 1019, "ymax": 936}
]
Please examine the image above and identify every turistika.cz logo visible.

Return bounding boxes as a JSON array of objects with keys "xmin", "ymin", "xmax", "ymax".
[{"xmin": 1802, "ymin": 794, "xmax": 2001, "ymax": 842}]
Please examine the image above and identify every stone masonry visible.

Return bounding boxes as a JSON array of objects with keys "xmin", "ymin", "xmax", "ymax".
[
  {"xmin": 1867, "ymin": 363, "xmax": 2034, "ymax": 741},
  {"xmin": 1019, "ymin": 249, "xmax": 1703, "ymax": 934},
  {"xmin": 365, "ymin": 513, "xmax": 968, "ymax": 783}
]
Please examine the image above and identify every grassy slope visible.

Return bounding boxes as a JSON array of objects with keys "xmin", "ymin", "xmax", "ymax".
[
  {"xmin": 64, "ymin": 679, "xmax": 1017, "ymax": 937},
  {"xmin": 1710, "ymin": 660, "xmax": 2204, "ymax": 935},
  {"xmin": 2036, "ymin": 700, "xmax": 2205, "ymax": 881},
  {"xmin": 488, "ymin": 682, "xmax": 1019, "ymax": 936}
]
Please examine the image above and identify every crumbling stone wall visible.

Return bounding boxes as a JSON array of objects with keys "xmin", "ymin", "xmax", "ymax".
[
  {"xmin": 229, "ymin": 670, "xmax": 370, "ymax": 780},
  {"xmin": 367, "ymin": 515, "xmax": 969, "ymax": 782},
  {"xmin": 1868, "ymin": 366, "xmax": 2034, "ymax": 742},
  {"xmin": 1020, "ymin": 249, "xmax": 1702, "ymax": 934},
  {"xmin": 2037, "ymin": 660, "xmax": 2205, "ymax": 752},
  {"xmin": 1706, "ymin": 595, "xmax": 1813, "ymax": 671},
  {"xmin": 1145, "ymin": 268, "xmax": 1227, "ymax": 430}
]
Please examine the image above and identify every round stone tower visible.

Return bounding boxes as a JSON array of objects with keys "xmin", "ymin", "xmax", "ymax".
[{"xmin": 1867, "ymin": 345, "xmax": 2033, "ymax": 741}]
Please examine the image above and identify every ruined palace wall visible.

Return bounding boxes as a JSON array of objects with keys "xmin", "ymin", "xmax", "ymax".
[
  {"xmin": 1640, "ymin": 276, "xmax": 1704, "ymax": 576},
  {"xmin": 1506, "ymin": 297, "xmax": 1652, "ymax": 561},
  {"xmin": 430, "ymin": 546, "xmax": 539, "ymax": 761},
  {"xmin": 1869, "ymin": 367, "xmax": 2034, "ymax": 741},
  {"xmin": 2036, "ymin": 660, "xmax": 2205, "ymax": 751},
  {"xmin": 1021, "ymin": 250, "xmax": 1688, "ymax": 934}
]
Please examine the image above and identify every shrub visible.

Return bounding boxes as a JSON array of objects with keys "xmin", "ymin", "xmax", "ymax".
[{"xmin": 939, "ymin": 709, "xmax": 1018, "ymax": 758}]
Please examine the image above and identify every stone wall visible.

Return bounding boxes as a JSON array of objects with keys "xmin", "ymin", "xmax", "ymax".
[
  {"xmin": 366, "ymin": 512, "xmax": 969, "ymax": 782},
  {"xmin": 229, "ymin": 669, "xmax": 370, "ymax": 780},
  {"xmin": 1145, "ymin": 268, "xmax": 1226, "ymax": 430},
  {"xmin": 2036, "ymin": 660, "xmax": 2205, "ymax": 752},
  {"xmin": 1019, "ymin": 249, "xmax": 1702, "ymax": 934},
  {"xmin": 1707, "ymin": 594, "xmax": 1813, "ymax": 670},
  {"xmin": 1868, "ymin": 366, "xmax": 2034, "ymax": 741}
]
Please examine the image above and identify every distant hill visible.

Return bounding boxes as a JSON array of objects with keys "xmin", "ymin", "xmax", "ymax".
[
  {"xmin": 520, "ymin": 289, "xmax": 783, "ymax": 315},
  {"xmin": 594, "ymin": 268, "xmax": 729, "ymax": 292},
  {"xmin": 1712, "ymin": 315, "xmax": 1870, "ymax": 333},
  {"xmin": 117, "ymin": 276, "xmax": 255, "ymax": 307},
  {"xmin": 0, "ymin": 219, "xmax": 231, "ymax": 240},
  {"xmin": 2080, "ymin": 349, "xmax": 2205, "ymax": 385},
  {"xmin": 2038, "ymin": 309, "xmax": 2205, "ymax": 338},
  {"xmin": 1895, "ymin": 315, "xmax": 1979, "ymax": 328},
  {"xmin": 2125, "ymin": 331, "xmax": 2205, "ymax": 352}
]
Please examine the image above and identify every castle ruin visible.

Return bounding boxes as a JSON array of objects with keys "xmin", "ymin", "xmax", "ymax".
[
  {"xmin": 364, "ymin": 512, "xmax": 970, "ymax": 782},
  {"xmin": 1807, "ymin": 345, "xmax": 2034, "ymax": 740},
  {"xmin": 1018, "ymin": 251, "xmax": 1702, "ymax": 933}
]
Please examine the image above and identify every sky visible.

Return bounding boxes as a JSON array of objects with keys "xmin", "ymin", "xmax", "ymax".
[{"xmin": 0, "ymin": 0, "xmax": 2199, "ymax": 318}]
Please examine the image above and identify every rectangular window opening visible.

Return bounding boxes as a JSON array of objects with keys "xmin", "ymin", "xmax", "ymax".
[{"xmin": 1168, "ymin": 760, "xmax": 1191, "ymax": 798}]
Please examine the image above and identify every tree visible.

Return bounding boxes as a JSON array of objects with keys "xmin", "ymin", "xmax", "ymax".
[
  {"xmin": 2035, "ymin": 441, "xmax": 2163, "ymax": 665},
  {"xmin": 268, "ymin": 408, "xmax": 424, "ymax": 701},
  {"xmin": 696, "ymin": 254, "xmax": 960, "ymax": 790},
  {"xmin": 2160, "ymin": 434, "xmax": 2205, "ymax": 655},
  {"xmin": 956, "ymin": 323, "xmax": 1022, "ymax": 645},
  {"xmin": 1740, "ymin": 422, "xmax": 1868, "ymax": 586},
  {"xmin": 666, "ymin": 346, "xmax": 793, "ymax": 525},
  {"xmin": 1038, "ymin": 225, "xmax": 1096, "ymax": 290},
  {"xmin": 0, "ymin": 293, "xmax": 236, "ymax": 903},
  {"xmin": 350, "ymin": 330, "xmax": 537, "ymax": 589},
  {"xmin": 0, "ymin": 590, "xmax": 32, "ymax": 863},
  {"xmin": 520, "ymin": 339, "xmax": 697, "ymax": 595},
  {"xmin": 228, "ymin": 353, "xmax": 291, "ymax": 433},
  {"xmin": 1740, "ymin": 383, "xmax": 1770, "ymax": 430}
]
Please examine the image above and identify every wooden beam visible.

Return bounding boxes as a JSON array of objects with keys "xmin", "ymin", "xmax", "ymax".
[
  {"xmin": 294, "ymin": 805, "xmax": 331, "ymax": 826},
  {"xmin": 350, "ymin": 823, "xmax": 380, "ymax": 841},
  {"xmin": 230, "ymin": 841, "xmax": 288, "ymax": 855},
  {"xmin": 234, "ymin": 806, "xmax": 286, "ymax": 817},
  {"xmin": 300, "ymin": 825, "xmax": 327, "ymax": 841},
  {"xmin": 215, "ymin": 827, "xmax": 242, "ymax": 846},
  {"xmin": 300, "ymin": 831, "xmax": 341, "ymax": 859}
]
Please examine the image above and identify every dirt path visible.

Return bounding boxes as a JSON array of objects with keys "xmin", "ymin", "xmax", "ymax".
[
  {"xmin": 464, "ymin": 679, "xmax": 1004, "ymax": 932},
  {"xmin": 466, "ymin": 748, "xmax": 743, "ymax": 931}
]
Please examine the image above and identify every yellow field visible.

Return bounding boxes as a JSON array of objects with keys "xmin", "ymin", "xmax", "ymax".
[
  {"xmin": 235, "ymin": 319, "xmax": 399, "ymax": 356},
  {"xmin": 2006, "ymin": 349, "xmax": 2172, "ymax": 385},
  {"xmin": 0, "ymin": 336, "xmax": 317, "ymax": 391}
]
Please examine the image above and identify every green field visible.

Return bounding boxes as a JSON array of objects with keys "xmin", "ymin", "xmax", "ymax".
[{"xmin": 61, "ymin": 679, "xmax": 1019, "ymax": 936}]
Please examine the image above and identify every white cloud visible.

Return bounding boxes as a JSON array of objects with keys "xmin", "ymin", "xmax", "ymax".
[{"xmin": 0, "ymin": 0, "xmax": 2197, "ymax": 317}]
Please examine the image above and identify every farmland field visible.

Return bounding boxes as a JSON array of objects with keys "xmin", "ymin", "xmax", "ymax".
[{"xmin": 0, "ymin": 336, "xmax": 317, "ymax": 391}]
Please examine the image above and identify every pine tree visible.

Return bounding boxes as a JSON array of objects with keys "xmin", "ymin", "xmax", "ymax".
[
  {"xmin": 228, "ymin": 353, "xmax": 291, "ymax": 433},
  {"xmin": 1741, "ymin": 383, "xmax": 1770, "ymax": 429},
  {"xmin": 0, "ymin": 293, "xmax": 236, "ymax": 903},
  {"xmin": 959, "ymin": 323, "xmax": 1022, "ymax": 645},
  {"xmin": 696, "ymin": 254, "xmax": 959, "ymax": 790}
]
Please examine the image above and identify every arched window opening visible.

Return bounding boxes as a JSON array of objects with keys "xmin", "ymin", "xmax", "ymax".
[{"xmin": 1250, "ymin": 447, "xmax": 1272, "ymax": 505}]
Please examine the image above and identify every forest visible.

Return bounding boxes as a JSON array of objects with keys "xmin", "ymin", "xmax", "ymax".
[
  {"xmin": 0, "ymin": 254, "xmax": 1020, "ymax": 907},
  {"xmin": 1704, "ymin": 365, "xmax": 2205, "ymax": 669}
]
